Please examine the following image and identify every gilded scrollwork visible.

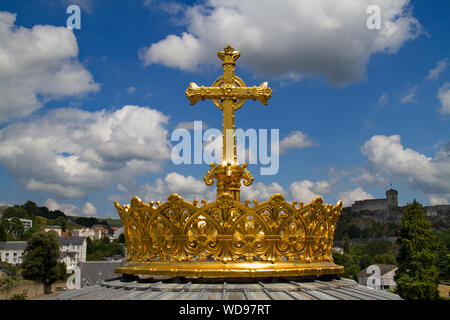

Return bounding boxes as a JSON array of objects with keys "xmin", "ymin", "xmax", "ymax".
[{"xmin": 115, "ymin": 193, "xmax": 343, "ymax": 264}]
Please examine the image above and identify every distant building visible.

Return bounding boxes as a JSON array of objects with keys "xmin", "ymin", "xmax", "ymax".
[
  {"xmin": 109, "ymin": 226, "xmax": 122, "ymax": 239},
  {"xmin": 357, "ymin": 264, "xmax": 398, "ymax": 290},
  {"xmin": 352, "ymin": 189, "xmax": 398, "ymax": 213},
  {"xmin": 6, "ymin": 218, "xmax": 33, "ymax": 231},
  {"xmin": 78, "ymin": 261, "xmax": 123, "ymax": 288},
  {"xmin": 92, "ymin": 225, "xmax": 109, "ymax": 239},
  {"xmin": 43, "ymin": 225, "xmax": 62, "ymax": 236},
  {"xmin": 0, "ymin": 241, "xmax": 27, "ymax": 265},
  {"xmin": 423, "ymin": 205, "xmax": 450, "ymax": 217},
  {"xmin": 332, "ymin": 247, "xmax": 344, "ymax": 255},
  {"xmin": 60, "ymin": 236, "xmax": 87, "ymax": 272}
]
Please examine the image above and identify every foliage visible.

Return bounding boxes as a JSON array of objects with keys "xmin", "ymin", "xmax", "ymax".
[
  {"xmin": 56, "ymin": 261, "xmax": 69, "ymax": 281},
  {"xmin": 8, "ymin": 217, "xmax": 25, "ymax": 238},
  {"xmin": 333, "ymin": 240, "xmax": 397, "ymax": 280},
  {"xmin": 395, "ymin": 200, "xmax": 439, "ymax": 300},
  {"xmin": 86, "ymin": 237, "xmax": 125, "ymax": 261},
  {"xmin": 0, "ymin": 222, "xmax": 7, "ymax": 241},
  {"xmin": 73, "ymin": 216, "xmax": 107, "ymax": 229},
  {"xmin": 118, "ymin": 232, "xmax": 125, "ymax": 244},
  {"xmin": 21, "ymin": 231, "xmax": 61, "ymax": 286},
  {"xmin": 9, "ymin": 290, "xmax": 27, "ymax": 300}
]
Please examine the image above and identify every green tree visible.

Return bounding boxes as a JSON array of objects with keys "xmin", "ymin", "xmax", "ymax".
[
  {"xmin": 9, "ymin": 217, "xmax": 25, "ymax": 239},
  {"xmin": 0, "ymin": 222, "xmax": 7, "ymax": 241},
  {"xmin": 359, "ymin": 254, "xmax": 373, "ymax": 270},
  {"xmin": 23, "ymin": 200, "xmax": 39, "ymax": 217},
  {"xmin": 395, "ymin": 200, "xmax": 439, "ymax": 300},
  {"xmin": 22, "ymin": 231, "xmax": 61, "ymax": 292},
  {"xmin": 3, "ymin": 206, "xmax": 30, "ymax": 219},
  {"xmin": 374, "ymin": 253, "xmax": 396, "ymax": 265}
]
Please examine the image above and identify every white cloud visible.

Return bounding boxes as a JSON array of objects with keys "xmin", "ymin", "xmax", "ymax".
[
  {"xmin": 241, "ymin": 182, "xmax": 285, "ymax": 202},
  {"xmin": 82, "ymin": 202, "xmax": 97, "ymax": 217},
  {"xmin": 400, "ymin": 85, "xmax": 418, "ymax": 104},
  {"xmin": 361, "ymin": 134, "xmax": 450, "ymax": 204},
  {"xmin": 378, "ymin": 93, "xmax": 388, "ymax": 106},
  {"xmin": 278, "ymin": 131, "xmax": 315, "ymax": 154},
  {"xmin": 350, "ymin": 169, "xmax": 387, "ymax": 188},
  {"xmin": 438, "ymin": 82, "xmax": 450, "ymax": 114},
  {"xmin": 141, "ymin": 0, "xmax": 421, "ymax": 85},
  {"xmin": 127, "ymin": 86, "xmax": 136, "ymax": 94},
  {"xmin": 44, "ymin": 198, "xmax": 79, "ymax": 215},
  {"xmin": 426, "ymin": 58, "xmax": 449, "ymax": 81},
  {"xmin": 175, "ymin": 121, "xmax": 209, "ymax": 130},
  {"xmin": 0, "ymin": 12, "xmax": 99, "ymax": 124},
  {"xmin": 0, "ymin": 106, "xmax": 171, "ymax": 198},
  {"xmin": 338, "ymin": 188, "xmax": 374, "ymax": 207},
  {"xmin": 139, "ymin": 172, "xmax": 215, "ymax": 203}
]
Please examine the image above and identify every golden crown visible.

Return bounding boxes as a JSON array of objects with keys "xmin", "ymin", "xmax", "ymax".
[{"xmin": 114, "ymin": 46, "xmax": 344, "ymax": 278}]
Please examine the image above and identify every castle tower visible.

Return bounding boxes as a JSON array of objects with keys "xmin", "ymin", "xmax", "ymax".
[{"xmin": 386, "ymin": 189, "xmax": 398, "ymax": 208}]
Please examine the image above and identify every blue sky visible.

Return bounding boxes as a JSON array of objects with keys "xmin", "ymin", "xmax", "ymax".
[{"xmin": 0, "ymin": 0, "xmax": 449, "ymax": 218}]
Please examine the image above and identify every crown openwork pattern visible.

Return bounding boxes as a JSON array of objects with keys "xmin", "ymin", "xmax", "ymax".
[
  {"xmin": 114, "ymin": 46, "xmax": 344, "ymax": 277},
  {"xmin": 114, "ymin": 193, "xmax": 343, "ymax": 277}
]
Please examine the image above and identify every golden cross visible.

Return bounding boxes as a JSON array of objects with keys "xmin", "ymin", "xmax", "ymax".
[
  {"xmin": 185, "ymin": 45, "xmax": 272, "ymax": 164},
  {"xmin": 185, "ymin": 45, "xmax": 272, "ymax": 201}
]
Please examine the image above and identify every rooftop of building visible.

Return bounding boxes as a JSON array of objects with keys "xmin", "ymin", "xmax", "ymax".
[
  {"xmin": 51, "ymin": 276, "xmax": 402, "ymax": 300},
  {"xmin": 357, "ymin": 264, "xmax": 398, "ymax": 278},
  {"xmin": 0, "ymin": 241, "xmax": 27, "ymax": 251},
  {"xmin": 60, "ymin": 236, "xmax": 86, "ymax": 246}
]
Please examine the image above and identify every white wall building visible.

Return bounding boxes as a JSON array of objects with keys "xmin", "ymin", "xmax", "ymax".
[
  {"xmin": 0, "ymin": 241, "xmax": 27, "ymax": 265},
  {"xmin": 357, "ymin": 264, "xmax": 398, "ymax": 290},
  {"xmin": 60, "ymin": 236, "xmax": 87, "ymax": 272},
  {"xmin": 6, "ymin": 218, "xmax": 33, "ymax": 231},
  {"xmin": 43, "ymin": 225, "xmax": 62, "ymax": 236}
]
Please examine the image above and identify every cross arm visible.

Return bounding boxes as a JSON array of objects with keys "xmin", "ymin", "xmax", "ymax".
[{"xmin": 185, "ymin": 82, "xmax": 272, "ymax": 106}]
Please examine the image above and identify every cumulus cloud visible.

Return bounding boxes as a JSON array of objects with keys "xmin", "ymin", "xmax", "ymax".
[
  {"xmin": 0, "ymin": 12, "xmax": 99, "ymax": 124},
  {"xmin": 400, "ymin": 85, "xmax": 418, "ymax": 104},
  {"xmin": 141, "ymin": 0, "xmax": 421, "ymax": 85},
  {"xmin": 426, "ymin": 58, "xmax": 449, "ymax": 81},
  {"xmin": 338, "ymin": 188, "xmax": 374, "ymax": 207},
  {"xmin": 241, "ymin": 179, "xmax": 333, "ymax": 203},
  {"xmin": 278, "ymin": 130, "xmax": 315, "ymax": 154},
  {"xmin": 0, "ymin": 106, "xmax": 171, "ymax": 198},
  {"xmin": 139, "ymin": 172, "xmax": 215, "ymax": 203},
  {"xmin": 361, "ymin": 134, "xmax": 450, "ymax": 205},
  {"xmin": 82, "ymin": 202, "xmax": 97, "ymax": 216},
  {"xmin": 45, "ymin": 198, "xmax": 79, "ymax": 216},
  {"xmin": 438, "ymin": 82, "xmax": 450, "ymax": 114},
  {"xmin": 378, "ymin": 93, "xmax": 388, "ymax": 106}
]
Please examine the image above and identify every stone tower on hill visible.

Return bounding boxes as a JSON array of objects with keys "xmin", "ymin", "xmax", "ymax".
[{"xmin": 352, "ymin": 189, "xmax": 398, "ymax": 213}]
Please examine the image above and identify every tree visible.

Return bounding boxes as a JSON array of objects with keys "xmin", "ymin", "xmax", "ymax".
[
  {"xmin": 22, "ymin": 231, "xmax": 61, "ymax": 292},
  {"xmin": 9, "ymin": 217, "xmax": 24, "ymax": 239},
  {"xmin": 23, "ymin": 200, "xmax": 39, "ymax": 217},
  {"xmin": 0, "ymin": 222, "xmax": 7, "ymax": 241},
  {"xmin": 394, "ymin": 200, "xmax": 439, "ymax": 300}
]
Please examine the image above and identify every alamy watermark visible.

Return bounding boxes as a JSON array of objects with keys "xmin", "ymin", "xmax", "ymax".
[
  {"xmin": 66, "ymin": 5, "xmax": 81, "ymax": 30},
  {"xmin": 171, "ymin": 121, "xmax": 279, "ymax": 175},
  {"xmin": 367, "ymin": 5, "xmax": 382, "ymax": 30}
]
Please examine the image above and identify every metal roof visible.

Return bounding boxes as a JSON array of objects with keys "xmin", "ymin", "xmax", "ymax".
[
  {"xmin": 60, "ymin": 236, "xmax": 86, "ymax": 246},
  {"xmin": 79, "ymin": 261, "xmax": 124, "ymax": 288},
  {"xmin": 0, "ymin": 241, "xmax": 27, "ymax": 251},
  {"xmin": 52, "ymin": 276, "xmax": 402, "ymax": 300}
]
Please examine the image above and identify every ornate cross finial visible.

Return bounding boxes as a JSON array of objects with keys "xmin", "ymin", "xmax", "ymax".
[{"xmin": 185, "ymin": 46, "xmax": 272, "ymax": 201}]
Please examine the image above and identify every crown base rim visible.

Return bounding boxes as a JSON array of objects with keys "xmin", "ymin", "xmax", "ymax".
[{"xmin": 115, "ymin": 261, "xmax": 344, "ymax": 278}]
